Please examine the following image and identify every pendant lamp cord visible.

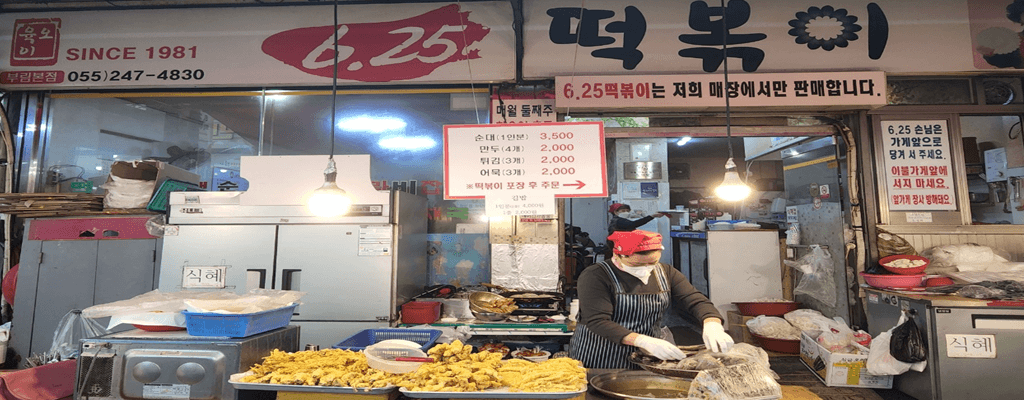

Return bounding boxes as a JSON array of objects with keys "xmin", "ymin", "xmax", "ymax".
[
  {"xmin": 565, "ymin": 0, "xmax": 587, "ymax": 119},
  {"xmin": 720, "ymin": 0, "xmax": 733, "ymax": 161},
  {"xmin": 330, "ymin": 0, "xmax": 339, "ymax": 160},
  {"xmin": 456, "ymin": 0, "xmax": 481, "ymax": 124}
]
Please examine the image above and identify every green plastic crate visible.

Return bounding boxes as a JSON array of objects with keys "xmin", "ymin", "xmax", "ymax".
[{"xmin": 147, "ymin": 179, "xmax": 203, "ymax": 213}]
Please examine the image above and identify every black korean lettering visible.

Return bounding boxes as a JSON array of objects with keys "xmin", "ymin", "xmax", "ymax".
[
  {"xmin": 678, "ymin": 0, "xmax": 767, "ymax": 72},
  {"xmin": 547, "ymin": 7, "xmax": 646, "ymax": 70}
]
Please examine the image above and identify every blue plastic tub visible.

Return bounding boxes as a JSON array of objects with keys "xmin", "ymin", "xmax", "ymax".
[
  {"xmin": 332, "ymin": 328, "xmax": 442, "ymax": 352},
  {"xmin": 182, "ymin": 303, "xmax": 296, "ymax": 338}
]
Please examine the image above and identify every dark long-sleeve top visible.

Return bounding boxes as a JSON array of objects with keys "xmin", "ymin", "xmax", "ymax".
[
  {"xmin": 608, "ymin": 215, "xmax": 654, "ymax": 235},
  {"xmin": 577, "ymin": 262, "xmax": 723, "ymax": 344}
]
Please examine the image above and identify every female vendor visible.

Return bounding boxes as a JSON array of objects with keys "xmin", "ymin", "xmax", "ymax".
[{"xmin": 569, "ymin": 229, "xmax": 733, "ymax": 368}]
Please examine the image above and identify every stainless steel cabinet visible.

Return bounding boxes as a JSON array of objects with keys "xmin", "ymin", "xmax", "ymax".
[{"xmin": 11, "ymin": 216, "xmax": 159, "ymax": 367}]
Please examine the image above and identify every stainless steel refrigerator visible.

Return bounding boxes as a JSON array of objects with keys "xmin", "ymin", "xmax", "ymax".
[{"xmin": 157, "ymin": 155, "xmax": 427, "ymax": 349}]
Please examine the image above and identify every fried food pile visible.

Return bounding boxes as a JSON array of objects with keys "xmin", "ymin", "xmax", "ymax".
[
  {"xmin": 479, "ymin": 297, "xmax": 518, "ymax": 313},
  {"xmin": 239, "ymin": 348, "xmax": 401, "ymax": 388},
  {"xmin": 239, "ymin": 340, "xmax": 587, "ymax": 393}
]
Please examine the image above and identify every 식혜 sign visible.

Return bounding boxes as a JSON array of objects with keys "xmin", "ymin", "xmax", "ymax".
[
  {"xmin": 881, "ymin": 120, "xmax": 956, "ymax": 211},
  {"xmin": 443, "ymin": 122, "xmax": 608, "ymax": 199},
  {"xmin": 555, "ymin": 71, "xmax": 886, "ymax": 110}
]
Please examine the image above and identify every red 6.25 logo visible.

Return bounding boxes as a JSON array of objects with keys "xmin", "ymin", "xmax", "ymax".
[{"xmin": 262, "ymin": 4, "xmax": 489, "ymax": 82}]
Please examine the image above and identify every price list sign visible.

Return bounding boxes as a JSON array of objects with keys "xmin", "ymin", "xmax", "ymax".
[
  {"xmin": 881, "ymin": 120, "xmax": 956, "ymax": 211},
  {"xmin": 443, "ymin": 122, "xmax": 608, "ymax": 204}
]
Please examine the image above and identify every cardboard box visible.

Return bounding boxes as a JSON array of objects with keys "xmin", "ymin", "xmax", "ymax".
[
  {"xmin": 104, "ymin": 160, "xmax": 200, "ymax": 207},
  {"xmin": 799, "ymin": 331, "xmax": 893, "ymax": 389},
  {"xmin": 727, "ymin": 323, "xmax": 756, "ymax": 345},
  {"xmin": 726, "ymin": 310, "xmax": 755, "ymax": 330}
]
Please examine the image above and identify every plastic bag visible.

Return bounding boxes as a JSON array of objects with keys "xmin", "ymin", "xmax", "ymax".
[
  {"xmin": 817, "ymin": 318, "xmax": 855, "ymax": 352},
  {"xmin": 890, "ymin": 310, "xmax": 927, "ymax": 363},
  {"xmin": 783, "ymin": 309, "xmax": 833, "ymax": 332},
  {"xmin": 876, "ymin": 228, "xmax": 917, "ymax": 258},
  {"xmin": 866, "ymin": 330, "xmax": 911, "ymax": 375},
  {"xmin": 956, "ymin": 285, "xmax": 1007, "ymax": 299},
  {"xmin": 687, "ymin": 362, "xmax": 782, "ymax": 400},
  {"xmin": 101, "ymin": 173, "xmax": 155, "ymax": 209},
  {"xmin": 50, "ymin": 310, "xmax": 109, "ymax": 361},
  {"xmin": 83, "ymin": 289, "xmax": 304, "ymax": 318},
  {"xmin": 784, "ymin": 245, "xmax": 836, "ymax": 307},
  {"xmin": 922, "ymin": 243, "xmax": 1011, "ymax": 273},
  {"xmin": 145, "ymin": 214, "xmax": 168, "ymax": 237},
  {"xmin": 745, "ymin": 316, "xmax": 801, "ymax": 340}
]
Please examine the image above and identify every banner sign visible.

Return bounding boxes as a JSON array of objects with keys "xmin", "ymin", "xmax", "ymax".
[
  {"xmin": 881, "ymin": 120, "xmax": 957, "ymax": 211},
  {"xmin": 444, "ymin": 122, "xmax": 608, "ymax": 199},
  {"xmin": 524, "ymin": 0, "xmax": 990, "ymax": 77},
  {"xmin": 490, "ymin": 98, "xmax": 557, "ymax": 124},
  {"xmin": 555, "ymin": 71, "xmax": 886, "ymax": 109},
  {"xmin": 0, "ymin": 2, "xmax": 514, "ymax": 89}
]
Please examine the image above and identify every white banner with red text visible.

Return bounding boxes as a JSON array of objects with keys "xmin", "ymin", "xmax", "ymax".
[
  {"xmin": 881, "ymin": 120, "xmax": 957, "ymax": 211},
  {"xmin": 0, "ymin": 2, "xmax": 514, "ymax": 89},
  {"xmin": 555, "ymin": 71, "xmax": 886, "ymax": 110},
  {"xmin": 443, "ymin": 122, "xmax": 608, "ymax": 199}
]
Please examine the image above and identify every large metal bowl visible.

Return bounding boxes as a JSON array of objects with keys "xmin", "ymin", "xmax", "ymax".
[
  {"xmin": 589, "ymin": 370, "xmax": 691, "ymax": 400},
  {"xmin": 471, "ymin": 310, "xmax": 510, "ymax": 321}
]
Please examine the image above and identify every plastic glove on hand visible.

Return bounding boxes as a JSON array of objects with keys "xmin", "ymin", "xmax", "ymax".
[
  {"xmin": 634, "ymin": 334, "xmax": 687, "ymax": 360},
  {"xmin": 702, "ymin": 320, "xmax": 734, "ymax": 353}
]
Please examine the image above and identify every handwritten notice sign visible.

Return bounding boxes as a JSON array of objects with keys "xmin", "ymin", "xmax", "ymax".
[
  {"xmin": 444, "ymin": 122, "xmax": 608, "ymax": 199},
  {"xmin": 946, "ymin": 334, "xmax": 996, "ymax": 358},
  {"xmin": 881, "ymin": 120, "xmax": 956, "ymax": 211},
  {"xmin": 485, "ymin": 190, "xmax": 556, "ymax": 217},
  {"xmin": 182, "ymin": 266, "xmax": 227, "ymax": 289}
]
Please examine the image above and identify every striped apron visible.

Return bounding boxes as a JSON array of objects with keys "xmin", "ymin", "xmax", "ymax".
[{"xmin": 569, "ymin": 261, "xmax": 671, "ymax": 369}]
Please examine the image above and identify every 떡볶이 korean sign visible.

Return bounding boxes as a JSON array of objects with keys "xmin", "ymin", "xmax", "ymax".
[
  {"xmin": 443, "ymin": 122, "xmax": 608, "ymax": 200},
  {"xmin": 881, "ymin": 120, "xmax": 956, "ymax": 211},
  {"xmin": 523, "ymin": 0, "xmax": 999, "ymax": 77},
  {"xmin": 0, "ymin": 2, "xmax": 514, "ymax": 89},
  {"xmin": 555, "ymin": 71, "xmax": 886, "ymax": 110}
]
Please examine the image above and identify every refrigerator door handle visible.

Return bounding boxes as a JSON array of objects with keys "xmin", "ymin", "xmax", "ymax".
[
  {"xmin": 247, "ymin": 269, "xmax": 267, "ymax": 289},
  {"xmin": 282, "ymin": 269, "xmax": 301, "ymax": 290}
]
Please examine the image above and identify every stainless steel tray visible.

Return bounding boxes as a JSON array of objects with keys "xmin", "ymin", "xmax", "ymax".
[
  {"xmin": 229, "ymin": 372, "xmax": 397, "ymax": 394},
  {"xmin": 399, "ymin": 386, "xmax": 587, "ymax": 399},
  {"xmin": 589, "ymin": 370, "xmax": 691, "ymax": 400}
]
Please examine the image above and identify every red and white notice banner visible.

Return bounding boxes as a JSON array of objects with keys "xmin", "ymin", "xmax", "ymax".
[
  {"xmin": 0, "ymin": 2, "xmax": 514, "ymax": 89},
  {"xmin": 881, "ymin": 120, "xmax": 957, "ymax": 211},
  {"xmin": 555, "ymin": 71, "xmax": 886, "ymax": 109},
  {"xmin": 444, "ymin": 122, "xmax": 608, "ymax": 199}
]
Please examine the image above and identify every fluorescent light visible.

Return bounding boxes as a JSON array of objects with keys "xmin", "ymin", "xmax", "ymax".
[
  {"xmin": 676, "ymin": 136, "xmax": 693, "ymax": 146},
  {"xmin": 378, "ymin": 136, "xmax": 436, "ymax": 151},
  {"xmin": 220, "ymin": 169, "xmax": 228, "ymax": 173},
  {"xmin": 95, "ymin": 166, "xmax": 103, "ymax": 171},
  {"xmin": 337, "ymin": 116, "xmax": 407, "ymax": 133}
]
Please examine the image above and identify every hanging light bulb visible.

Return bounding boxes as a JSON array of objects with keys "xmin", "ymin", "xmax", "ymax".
[
  {"xmin": 712, "ymin": 0, "xmax": 750, "ymax": 203},
  {"xmin": 308, "ymin": 159, "xmax": 351, "ymax": 217},
  {"xmin": 306, "ymin": 0, "xmax": 352, "ymax": 217},
  {"xmin": 714, "ymin": 157, "xmax": 751, "ymax": 201}
]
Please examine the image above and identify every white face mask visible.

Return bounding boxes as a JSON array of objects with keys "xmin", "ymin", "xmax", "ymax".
[
  {"xmin": 621, "ymin": 264, "xmax": 656, "ymax": 284},
  {"xmin": 617, "ymin": 211, "xmax": 631, "ymax": 218}
]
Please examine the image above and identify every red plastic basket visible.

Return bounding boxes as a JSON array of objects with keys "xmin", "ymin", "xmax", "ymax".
[
  {"xmin": 402, "ymin": 301, "xmax": 441, "ymax": 324},
  {"xmin": 750, "ymin": 332, "xmax": 801, "ymax": 354}
]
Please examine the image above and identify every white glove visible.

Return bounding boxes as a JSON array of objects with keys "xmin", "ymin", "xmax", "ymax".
[
  {"xmin": 633, "ymin": 334, "xmax": 687, "ymax": 360},
  {"xmin": 703, "ymin": 320, "xmax": 734, "ymax": 353}
]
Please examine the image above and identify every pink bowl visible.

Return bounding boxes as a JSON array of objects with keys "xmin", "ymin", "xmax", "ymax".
[
  {"xmin": 860, "ymin": 272, "xmax": 926, "ymax": 289},
  {"xmin": 879, "ymin": 255, "xmax": 929, "ymax": 275}
]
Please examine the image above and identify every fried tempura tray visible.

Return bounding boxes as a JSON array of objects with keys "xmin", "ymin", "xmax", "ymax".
[
  {"xmin": 400, "ymin": 385, "xmax": 587, "ymax": 399},
  {"xmin": 229, "ymin": 372, "xmax": 397, "ymax": 394}
]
